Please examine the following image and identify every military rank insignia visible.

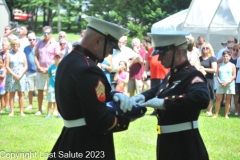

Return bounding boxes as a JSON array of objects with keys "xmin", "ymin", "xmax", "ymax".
[
  {"xmin": 95, "ymin": 80, "xmax": 106, "ymax": 102},
  {"xmin": 191, "ymin": 76, "xmax": 204, "ymax": 84}
]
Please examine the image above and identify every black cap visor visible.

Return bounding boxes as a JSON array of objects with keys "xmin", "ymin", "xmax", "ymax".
[{"xmin": 151, "ymin": 44, "xmax": 175, "ymax": 56}]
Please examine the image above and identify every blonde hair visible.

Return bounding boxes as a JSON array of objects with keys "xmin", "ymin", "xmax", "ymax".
[
  {"xmin": 201, "ymin": 42, "xmax": 215, "ymax": 57},
  {"xmin": 10, "ymin": 39, "xmax": 20, "ymax": 48}
]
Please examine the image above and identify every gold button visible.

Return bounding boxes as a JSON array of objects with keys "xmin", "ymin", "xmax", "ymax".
[
  {"xmin": 165, "ymin": 97, "xmax": 168, "ymax": 100},
  {"xmin": 166, "ymin": 84, "xmax": 169, "ymax": 87},
  {"xmin": 168, "ymin": 76, "xmax": 170, "ymax": 80},
  {"xmin": 117, "ymin": 124, "xmax": 120, "ymax": 127},
  {"xmin": 123, "ymin": 125, "xmax": 126, "ymax": 128},
  {"xmin": 160, "ymin": 89, "xmax": 163, "ymax": 93},
  {"xmin": 179, "ymin": 95, "xmax": 183, "ymax": 98},
  {"xmin": 172, "ymin": 96, "xmax": 175, "ymax": 99},
  {"xmin": 174, "ymin": 69, "xmax": 177, "ymax": 72}
]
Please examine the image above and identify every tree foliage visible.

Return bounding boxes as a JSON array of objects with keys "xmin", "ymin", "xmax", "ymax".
[{"xmin": 5, "ymin": 0, "xmax": 191, "ymax": 38}]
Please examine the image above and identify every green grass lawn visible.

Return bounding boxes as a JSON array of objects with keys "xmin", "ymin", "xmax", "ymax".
[{"xmin": 0, "ymin": 96, "xmax": 240, "ymax": 160}]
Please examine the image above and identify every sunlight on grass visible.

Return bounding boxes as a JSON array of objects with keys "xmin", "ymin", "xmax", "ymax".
[{"xmin": 0, "ymin": 97, "xmax": 240, "ymax": 160}]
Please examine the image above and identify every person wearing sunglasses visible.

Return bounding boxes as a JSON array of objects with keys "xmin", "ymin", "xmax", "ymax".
[
  {"xmin": 34, "ymin": 26, "xmax": 60, "ymax": 116},
  {"xmin": 24, "ymin": 33, "xmax": 37, "ymax": 111},
  {"xmin": 49, "ymin": 16, "xmax": 136, "ymax": 160},
  {"xmin": 58, "ymin": 31, "xmax": 72, "ymax": 52},
  {"xmin": 199, "ymin": 42, "xmax": 217, "ymax": 116},
  {"xmin": 59, "ymin": 39, "xmax": 70, "ymax": 58},
  {"xmin": 129, "ymin": 31, "xmax": 210, "ymax": 160}
]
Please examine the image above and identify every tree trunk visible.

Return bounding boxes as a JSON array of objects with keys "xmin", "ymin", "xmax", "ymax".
[
  {"xmin": 34, "ymin": 8, "xmax": 38, "ymax": 29},
  {"xmin": 67, "ymin": 11, "xmax": 71, "ymax": 30}
]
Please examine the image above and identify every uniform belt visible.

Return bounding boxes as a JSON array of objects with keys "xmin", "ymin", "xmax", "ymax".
[
  {"xmin": 157, "ymin": 120, "xmax": 198, "ymax": 134},
  {"xmin": 63, "ymin": 118, "xmax": 86, "ymax": 128}
]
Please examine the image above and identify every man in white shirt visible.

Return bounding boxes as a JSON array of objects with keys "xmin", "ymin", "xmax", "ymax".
[
  {"xmin": 18, "ymin": 26, "xmax": 30, "ymax": 52},
  {"xmin": 215, "ymin": 37, "xmax": 236, "ymax": 61},
  {"xmin": 111, "ymin": 36, "xmax": 137, "ymax": 90}
]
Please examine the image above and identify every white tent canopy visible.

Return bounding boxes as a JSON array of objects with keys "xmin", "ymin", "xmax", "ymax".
[{"xmin": 151, "ymin": 0, "xmax": 240, "ymax": 53}]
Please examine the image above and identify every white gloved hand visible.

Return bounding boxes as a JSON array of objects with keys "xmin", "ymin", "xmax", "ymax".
[
  {"xmin": 139, "ymin": 98, "xmax": 165, "ymax": 110},
  {"xmin": 113, "ymin": 93, "xmax": 135, "ymax": 113},
  {"xmin": 130, "ymin": 94, "xmax": 145, "ymax": 104}
]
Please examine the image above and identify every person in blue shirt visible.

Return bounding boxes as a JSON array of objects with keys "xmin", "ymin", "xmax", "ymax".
[
  {"xmin": 46, "ymin": 53, "xmax": 61, "ymax": 118},
  {"xmin": 24, "ymin": 33, "xmax": 37, "ymax": 110}
]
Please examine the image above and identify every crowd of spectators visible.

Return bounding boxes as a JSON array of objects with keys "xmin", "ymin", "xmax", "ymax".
[{"xmin": 0, "ymin": 25, "xmax": 240, "ymax": 118}]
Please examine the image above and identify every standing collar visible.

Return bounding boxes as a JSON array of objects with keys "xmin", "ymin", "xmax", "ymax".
[{"xmin": 170, "ymin": 60, "xmax": 190, "ymax": 73}]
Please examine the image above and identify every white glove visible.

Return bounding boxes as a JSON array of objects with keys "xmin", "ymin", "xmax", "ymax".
[
  {"xmin": 113, "ymin": 93, "xmax": 134, "ymax": 113},
  {"xmin": 139, "ymin": 98, "xmax": 165, "ymax": 110},
  {"xmin": 130, "ymin": 94, "xmax": 145, "ymax": 104}
]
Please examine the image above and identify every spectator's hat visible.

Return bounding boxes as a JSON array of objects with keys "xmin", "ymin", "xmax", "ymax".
[
  {"xmin": 106, "ymin": 101, "xmax": 147, "ymax": 120},
  {"xmin": 54, "ymin": 53, "xmax": 62, "ymax": 58},
  {"xmin": 221, "ymin": 40, "xmax": 227, "ymax": 46},
  {"xmin": 84, "ymin": 16, "xmax": 129, "ymax": 50},
  {"xmin": 147, "ymin": 31, "xmax": 190, "ymax": 56}
]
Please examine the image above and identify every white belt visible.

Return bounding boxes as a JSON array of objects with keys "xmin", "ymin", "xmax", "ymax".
[
  {"xmin": 63, "ymin": 118, "xmax": 86, "ymax": 128},
  {"xmin": 157, "ymin": 120, "xmax": 198, "ymax": 134}
]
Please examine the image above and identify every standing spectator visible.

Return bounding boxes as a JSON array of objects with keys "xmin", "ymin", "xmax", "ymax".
[
  {"xmin": 197, "ymin": 35, "xmax": 206, "ymax": 55},
  {"xmin": 111, "ymin": 36, "xmax": 137, "ymax": 90},
  {"xmin": 213, "ymin": 51, "xmax": 236, "ymax": 118},
  {"xmin": 59, "ymin": 39, "xmax": 70, "ymax": 57},
  {"xmin": 114, "ymin": 60, "xmax": 129, "ymax": 94},
  {"xmin": 46, "ymin": 53, "xmax": 61, "ymax": 119},
  {"xmin": 4, "ymin": 26, "xmax": 18, "ymax": 41},
  {"xmin": 78, "ymin": 29, "xmax": 86, "ymax": 42},
  {"xmin": 128, "ymin": 38, "xmax": 146, "ymax": 97},
  {"xmin": 98, "ymin": 54, "xmax": 112, "ymax": 84},
  {"xmin": 199, "ymin": 42, "xmax": 217, "ymax": 116},
  {"xmin": 141, "ymin": 36, "xmax": 151, "ymax": 91},
  {"xmin": 0, "ymin": 57, "xmax": 6, "ymax": 114},
  {"xmin": 58, "ymin": 31, "xmax": 72, "ymax": 52},
  {"xmin": 5, "ymin": 39, "xmax": 28, "ymax": 116},
  {"xmin": 216, "ymin": 37, "xmax": 237, "ymax": 61},
  {"xmin": 0, "ymin": 39, "xmax": 10, "ymax": 112},
  {"xmin": 17, "ymin": 26, "xmax": 29, "ymax": 52},
  {"xmin": 186, "ymin": 35, "xmax": 201, "ymax": 70},
  {"xmin": 24, "ymin": 33, "xmax": 37, "ymax": 110},
  {"xmin": 34, "ymin": 26, "xmax": 60, "ymax": 115},
  {"xmin": 235, "ymin": 45, "xmax": 240, "ymax": 116}
]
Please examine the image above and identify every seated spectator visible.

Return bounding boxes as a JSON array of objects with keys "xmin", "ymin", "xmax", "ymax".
[{"xmin": 213, "ymin": 50, "xmax": 236, "ymax": 118}]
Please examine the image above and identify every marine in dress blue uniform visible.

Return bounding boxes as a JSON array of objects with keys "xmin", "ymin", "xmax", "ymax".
[
  {"xmin": 131, "ymin": 31, "xmax": 210, "ymax": 160},
  {"xmin": 49, "ymin": 16, "xmax": 136, "ymax": 160}
]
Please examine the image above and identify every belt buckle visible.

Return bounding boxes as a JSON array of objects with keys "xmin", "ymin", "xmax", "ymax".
[{"xmin": 157, "ymin": 125, "xmax": 161, "ymax": 134}]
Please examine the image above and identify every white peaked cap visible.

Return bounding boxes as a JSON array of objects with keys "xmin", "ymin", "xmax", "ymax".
[
  {"xmin": 147, "ymin": 31, "xmax": 190, "ymax": 48},
  {"xmin": 84, "ymin": 16, "xmax": 129, "ymax": 41},
  {"xmin": 147, "ymin": 31, "xmax": 190, "ymax": 56}
]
